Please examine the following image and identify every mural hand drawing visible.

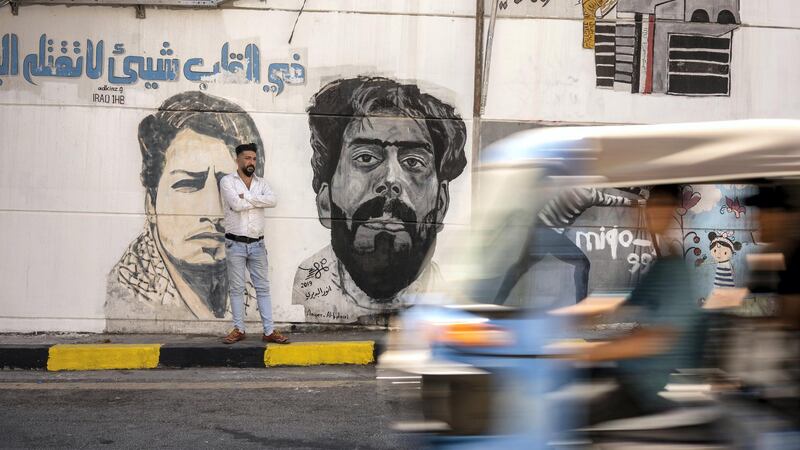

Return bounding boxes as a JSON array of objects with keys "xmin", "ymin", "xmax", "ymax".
[
  {"xmin": 106, "ymin": 91, "xmax": 264, "ymax": 329},
  {"xmin": 587, "ymin": 0, "xmax": 741, "ymax": 96},
  {"xmin": 673, "ymin": 185, "xmax": 707, "ymax": 266},
  {"xmin": 721, "ymin": 196, "xmax": 746, "ymax": 218},
  {"xmin": 709, "ymin": 230, "xmax": 741, "ymax": 288},
  {"xmin": 582, "ymin": 0, "xmax": 618, "ymax": 49},
  {"xmin": 668, "ymin": 184, "xmax": 756, "ymax": 302},
  {"xmin": 292, "ymin": 76, "xmax": 467, "ymax": 325},
  {"xmin": 495, "ymin": 183, "xmax": 759, "ymax": 309},
  {"xmin": 495, "ymin": 187, "xmax": 649, "ymax": 305}
]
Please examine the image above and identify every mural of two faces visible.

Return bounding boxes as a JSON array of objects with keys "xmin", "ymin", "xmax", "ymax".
[{"xmin": 105, "ymin": 77, "xmax": 466, "ymax": 326}]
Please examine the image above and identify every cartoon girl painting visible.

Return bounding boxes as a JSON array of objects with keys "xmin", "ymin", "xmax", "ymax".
[{"xmin": 709, "ymin": 231, "xmax": 742, "ymax": 288}]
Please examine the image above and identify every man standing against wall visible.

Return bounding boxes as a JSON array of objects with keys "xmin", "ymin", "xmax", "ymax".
[
  {"xmin": 220, "ymin": 143, "xmax": 289, "ymax": 344},
  {"xmin": 106, "ymin": 91, "xmax": 266, "ymax": 331}
]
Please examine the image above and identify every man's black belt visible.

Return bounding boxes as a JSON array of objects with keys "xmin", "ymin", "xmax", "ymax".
[{"xmin": 225, "ymin": 233, "xmax": 263, "ymax": 244}]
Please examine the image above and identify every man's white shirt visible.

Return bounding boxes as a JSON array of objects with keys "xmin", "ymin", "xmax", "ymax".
[{"xmin": 219, "ymin": 172, "xmax": 277, "ymax": 238}]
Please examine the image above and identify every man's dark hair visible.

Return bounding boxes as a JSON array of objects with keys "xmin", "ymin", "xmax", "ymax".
[
  {"xmin": 236, "ymin": 143, "xmax": 258, "ymax": 155},
  {"xmin": 138, "ymin": 91, "xmax": 264, "ymax": 202},
  {"xmin": 649, "ymin": 184, "xmax": 683, "ymax": 205},
  {"xmin": 744, "ymin": 180, "xmax": 800, "ymax": 211},
  {"xmin": 306, "ymin": 76, "xmax": 467, "ymax": 193}
]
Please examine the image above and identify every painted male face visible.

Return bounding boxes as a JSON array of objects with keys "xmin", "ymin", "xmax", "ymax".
[
  {"xmin": 326, "ymin": 112, "xmax": 445, "ymax": 300},
  {"xmin": 153, "ymin": 129, "xmax": 236, "ymax": 266}
]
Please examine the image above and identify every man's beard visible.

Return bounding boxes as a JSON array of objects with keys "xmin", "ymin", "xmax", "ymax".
[
  {"xmin": 164, "ymin": 250, "xmax": 229, "ymax": 318},
  {"xmin": 330, "ymin": 196, "xmax": 439, "ymax": 302},
  {"xmin": 243, "ymin": 165, "xmax": 255, "ymax": 176}
]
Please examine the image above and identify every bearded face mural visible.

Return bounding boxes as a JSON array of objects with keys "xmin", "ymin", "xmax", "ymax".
[{"xmin": 292, "ymin": 77, "xmax": 467, "ymax": 325}]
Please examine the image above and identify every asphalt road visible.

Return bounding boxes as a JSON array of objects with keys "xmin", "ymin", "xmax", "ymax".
[{"xmin": 0, "ymin": 366, "xmax": 417, "ymax": 449}]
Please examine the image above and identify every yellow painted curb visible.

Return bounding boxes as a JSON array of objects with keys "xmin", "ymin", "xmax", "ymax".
[
  {"xmin": 47, "ymin": 344, "xmax": 161, "ymax": 371},
  {"xmin": 264, "ymin": 341, "xmax": 374, "ymax": 367}
]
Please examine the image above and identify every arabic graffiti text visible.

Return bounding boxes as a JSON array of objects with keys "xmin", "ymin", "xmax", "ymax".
[{"xmin": 0, "ymin": 33, "xmax": 307, "ymax": 96}]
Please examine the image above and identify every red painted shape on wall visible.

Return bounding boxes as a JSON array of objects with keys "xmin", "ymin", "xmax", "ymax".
[{"xmin": 644, "ymin": 15, "xmax": 655, "ymax": 94}]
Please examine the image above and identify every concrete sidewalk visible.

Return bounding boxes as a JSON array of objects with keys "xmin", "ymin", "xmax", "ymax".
[{"xmin": 0, "ymin": 330, "xmax": 386, "ymax": 371}]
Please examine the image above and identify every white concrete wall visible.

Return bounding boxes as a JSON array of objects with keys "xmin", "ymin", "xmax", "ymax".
[
  {"xmin": 1, "ymin": 0, "xmax": 798, "ymax": 332},
  {"xmin": 0, "ymin": 4, "xmax": 475, "ymax": 332},
  {"xmin": 484, "ymin": 0, "xmax": 800, "ymax": 123}
]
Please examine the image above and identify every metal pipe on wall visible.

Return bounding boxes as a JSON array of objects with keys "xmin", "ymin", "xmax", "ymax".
[
  {"xmin": 481, "ymin": 0, "xmax": 499, "ymax": 116},
  {"xmin": 472, "ymin": 0, "xmax": 486, "ymax": 214}
]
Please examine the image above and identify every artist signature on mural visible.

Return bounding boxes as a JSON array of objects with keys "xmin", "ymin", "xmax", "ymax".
[
  {"xmin": 307, "ymin": 311, "xmax": 350, "ymax": 321},
  {"xmin": 304, "ymin": 285, "xmax": 333, "ymax": 301},
  {"xmin": 300, "ymin": 258, "xmax": 330, "ymax": 280},
  {"xmin": 0, "ymin": 33, "xmax": 306, "ymax": 95},
  {"xmin": 93, "ymin": 85, "xmax": 125, "ymax": 104}
]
